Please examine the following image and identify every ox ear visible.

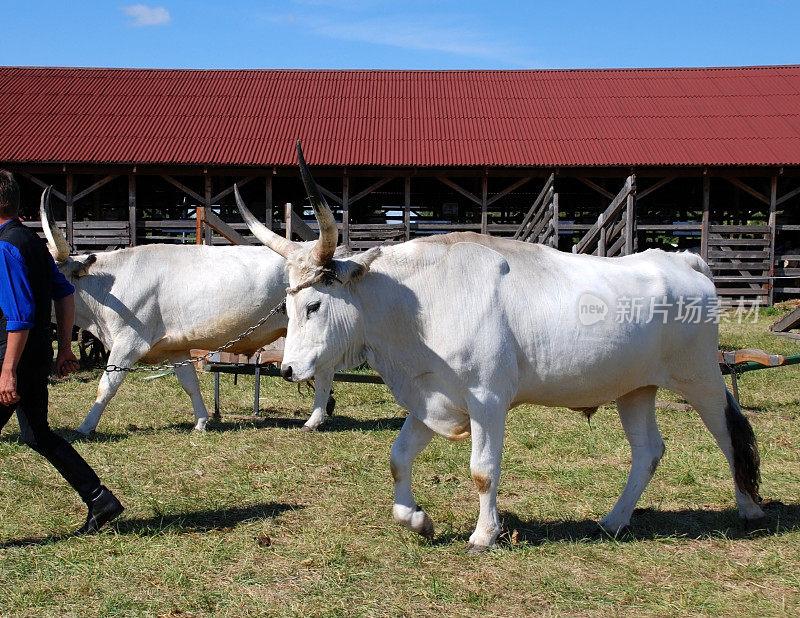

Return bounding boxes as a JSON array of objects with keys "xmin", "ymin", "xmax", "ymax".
[
  {"xmin": 334, "ymin": 248, "xmax": 381, "ymax": 284},
  {"xmin": 69, "ymin": 254, "xmax": 97, "ymax": 278}
]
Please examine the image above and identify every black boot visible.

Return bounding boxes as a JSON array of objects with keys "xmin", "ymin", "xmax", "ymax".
[{"xmin": 76, "ymin": 486, "xmax": 124, "ymax": 535}]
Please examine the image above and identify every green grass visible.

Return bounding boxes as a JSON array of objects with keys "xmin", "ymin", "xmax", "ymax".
[{"xmin": 1, "ymin": 309, "xmax": 799, "ymax": 616}]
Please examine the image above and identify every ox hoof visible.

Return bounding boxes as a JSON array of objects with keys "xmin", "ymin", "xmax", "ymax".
[
  {"xmin": 741, "ymin": 516, "xmax": 768, "ymax": 532},
  {"xmin": 301, "ymin": 424, "xmax": 317, "ymax": 433},
  {"xmin": 69, "ymin": 430, "xmax": 93, "ymax": 442},
  {"xmin": 462, "ymin": 542, "xmax": 490, "ymax": 554},
  {"xmin": 597, "ymin": 521, "xmax": 631, "ymax": 539},
  {"xmin": 326, "ymin": 396, "xmax": 336, "ymax": 416}
]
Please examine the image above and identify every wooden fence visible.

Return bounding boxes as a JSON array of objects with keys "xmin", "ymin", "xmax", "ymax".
[
  {"xmin": 572, "ymin": 176, "xmax": 637, "ymax": 257},
  {"xmin": 513, "ymin": 174, "xmax": 558, "ymax": 246}
]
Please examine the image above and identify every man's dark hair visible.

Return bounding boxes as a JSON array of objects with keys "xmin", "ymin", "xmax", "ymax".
[{"xmin": 0, "ymin": 170, "xmax": 20, "ymax": 218}]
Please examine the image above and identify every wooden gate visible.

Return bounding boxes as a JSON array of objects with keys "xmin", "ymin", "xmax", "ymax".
[
  {"xmin": 573, "ymin": 176, "xmax": 636, "ymax": 257},
  {"xmin": 513, "ymin": 174, "xmax": 558, "ymax": 246},
  {"xmin": 706, "ymin": 225, "xmax": 772, "ymax": 307}
]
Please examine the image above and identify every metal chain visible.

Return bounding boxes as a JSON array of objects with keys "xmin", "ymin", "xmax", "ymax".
[{"xmin": 103, "ymin": 298, "xmax": 287, "ymax": 374}]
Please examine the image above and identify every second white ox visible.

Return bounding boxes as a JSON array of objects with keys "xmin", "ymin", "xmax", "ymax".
[
  {"xmin": 237, "ymin": 143, "xmax": 764, "ymax": 551},
  {"xmin": 40, "ymin": 188, "xmax": 333, "ymax": 436}
]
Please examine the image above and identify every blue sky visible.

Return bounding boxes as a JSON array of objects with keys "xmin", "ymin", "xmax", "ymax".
[{"xmin": 2, "ymin": 1, "xmax": 798, "ymax": 70}]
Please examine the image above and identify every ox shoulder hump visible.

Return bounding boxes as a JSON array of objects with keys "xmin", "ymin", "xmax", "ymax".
[{"xmin": 447, "ymin": 241, "xmax": 511, "ymax": 276}]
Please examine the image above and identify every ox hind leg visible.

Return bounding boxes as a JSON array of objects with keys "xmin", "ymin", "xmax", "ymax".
[
  {"xmin": 76, "ymin": 341, "xmax": 149, "ymax": 436},
  {"xmin": 390, "ymin": 414, "xmax": 436, "ymax": 539},
  {"xmin": 674, "ymin": 375, "xmax": 764, "ymax": 523},
  {"xmin": 173, "ymin": 360, "xmax": 210, "ymax": 432},
  {"xmin": 600, "ymin": 386, "xmax": 664, "ymax": 535}
]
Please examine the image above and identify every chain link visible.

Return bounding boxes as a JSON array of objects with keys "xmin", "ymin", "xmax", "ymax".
[{"xmin": 103, "ymin": 298, "xmax": 287, "ymax": 374}]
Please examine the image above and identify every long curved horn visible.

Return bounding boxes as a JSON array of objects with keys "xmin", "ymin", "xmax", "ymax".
[
  {"xmin": 39, "ymin": 186, "xmax": 70, "ymax": 263},
  {"xmin": 234, "ymin": 184, "xmax": 299, "ymax": 259},
  {"xmin": 297, "ymin": 141, "xmax": 338, "ymax": 265}
]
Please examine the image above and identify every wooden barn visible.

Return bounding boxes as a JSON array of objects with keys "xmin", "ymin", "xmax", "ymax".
[{"xmin": 0, "ymin": 66, "xmax": 799, "ymax": 305}]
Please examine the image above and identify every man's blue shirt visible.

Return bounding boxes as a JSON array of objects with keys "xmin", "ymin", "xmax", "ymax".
[{"xmin": 0, "ymin": 219, "xmax": 74, "ymax": 331}]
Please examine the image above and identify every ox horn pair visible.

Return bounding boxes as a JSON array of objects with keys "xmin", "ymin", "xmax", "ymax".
[
  {"xmin": 235, "ymin": 141, "xmax": 338, "ymax": 265},
  {"xmin": 40, "ymin": 186, "xmax": 70, "ymax": 263}
]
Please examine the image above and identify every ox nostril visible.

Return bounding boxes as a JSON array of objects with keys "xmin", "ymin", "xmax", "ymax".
[{"xmin": 281, "ymin": 365, "xmax": 293, "ymax": 381}]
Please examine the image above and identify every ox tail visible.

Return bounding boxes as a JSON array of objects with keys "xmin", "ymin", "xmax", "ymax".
[{"xmin": 724, "ymin": 389, "xmax": 761, "ymax": 504}]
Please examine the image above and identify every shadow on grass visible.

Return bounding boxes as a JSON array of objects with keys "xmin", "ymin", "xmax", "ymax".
[
  {"xmin": 0, "ymin": 502, "xmax": 301, "ymax": 549},
  {"xmin": 479, "ymin": 500, "xmax": 800, "ymax": 548}
]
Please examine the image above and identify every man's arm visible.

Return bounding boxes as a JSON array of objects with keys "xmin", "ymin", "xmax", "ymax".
[
  {"xmin": 54, "ymin": 294, "xmax": 79, "ymax": 378},
  {"xmin": 0, "ymin": 329, "xmax": 28, "ymax": 405}
]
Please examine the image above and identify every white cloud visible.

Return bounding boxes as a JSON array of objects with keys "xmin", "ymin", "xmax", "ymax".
[
  {"xmin": 306, "ymin": 15, "xmax": 529, "ymax": 64},
  {"xmin": 122, "ymin": 5, "xmax": 171, "ymax": 27}
]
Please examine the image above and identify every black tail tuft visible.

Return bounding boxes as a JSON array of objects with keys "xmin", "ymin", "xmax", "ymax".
[{"xmin": 724, "ymin": 390, "xmax": 761, "ymax": 503}]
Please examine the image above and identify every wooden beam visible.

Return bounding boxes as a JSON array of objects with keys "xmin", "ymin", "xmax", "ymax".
[
  {"xmin": 349, "ymin": 177, "xmax": 393, "ymax": 205},
  {"xmin": 18, "ymin": 172, "xmax": 66, "ymax": 202},
  {"xmin": 128, "ymin": 175, "xmax": 137, "ymax": 247},
  {"xmin": 578, "ymin": 178, "xmax": 615, "ymax": 200},
  {"xmin": 203, "ymin": 210, "xmax": 257, "ymax": 245},
  {"xmin": 210, "ymin": 176, "xmax": 256, "ymax": 204},
  {"xmin": 284, "ymin": 203, "xmax": 292, "ymax": 240},
  {"xmin": 204, "ymin": 175, "xmax": 212, "ymax": 245},
  {"xmin": 318, "ymin": 184, "xmax": 343, "ymax": 206},
  {"xmin": 726, "ymin": 177, "xmax": 770, "ymax": 205},
  {"xmin": 486, "ymin": 176, "xmax": 534, "ymax": 207},
  {"xmin": 161, "ymin": 174, "xmax": 205, "ymax": 204},
  {"xmin": 435, "ymin": 176, "xmax": 482, "ymax": 206},
  {"xmin": 637, "ymin": 176, "xmax": 676, "ymax": 200},
  {"xmin": 196, "ymin": 206, "xmax": 205, "ymax": 245},
  {"xmin": 776, "ymin": 185, "xmax": 800, "ymax": 206},
  {"xmin": 72, "ymin": 174, "xmax": 120, "ymax": 203},
  {"xmin": 290, "ymin": 210, "xmax": 317, "ymax": 242}
]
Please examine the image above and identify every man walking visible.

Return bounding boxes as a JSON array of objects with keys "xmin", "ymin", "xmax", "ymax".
[{"xmin": 0, "ymin": 170, "xmax": 123, "ymax": 535}]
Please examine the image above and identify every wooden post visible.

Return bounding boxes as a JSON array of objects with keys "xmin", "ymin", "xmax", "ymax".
[
  {"xmin": 265, "ymin": 175, "xmax": 273, "ymax": 231},
  {"xmin": 284, "ymin": 202, "xmax": 293, "ymax": 240},
  {"xmin": 598, "ymin": 212, "xmax": 606, "ymax": 257},
  {"xmin": 204, "ymin": 175, "xmax": 212, "ymax": 245},
  {"xmin": 128, "ymin": 174, "xmax": 137, "ymax": 247},
  {"xmin": 342, "ymin": 174, "xmax": 350, "ymax": 246},
  {"xmin": 404, "ymin": 176, "xmax": 411, "ymax": 241},
  {"xmin": 65, "ymin": 172, "xmax": 74, "ymax": 249},
  {"xmin": 625, "ymin": 180, "xmax": 635, "ymax": 255},
  {"xmin": 551, "ymin": 193, "xmax": 559, "ymax": 249},
  {"xmin": 195, "ymin": 206, "xmax": 205, "ymax": 245},
  {"xmin": 481, "ymin": 175, "xmax": 488, "ymax": 234},
  {"xmin": 768, "ymin": 176, "xmax": 777, "ymax": 305},
  {"xmin": 701, "ymin": 175, "xmax": 710, "ymax": 262}
]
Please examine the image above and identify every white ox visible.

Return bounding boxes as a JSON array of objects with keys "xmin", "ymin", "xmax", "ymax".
[
  {"xmin": 40, "ymin": 188, "xmax": 333, "ymax": 436},
  {"xmin": 236, "ymin": 143, "xmax": 764, "ymax": 551}
]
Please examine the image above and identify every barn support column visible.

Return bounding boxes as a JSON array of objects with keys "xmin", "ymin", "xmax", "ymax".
[
  {"xmin": 128, "ymin": 174, "xmax": 137, "ymax": 246},
  {"xmin": 204, "ymin": 175, "xmax": 212, "ymax": 245},
  {"xmin": 342, "ymin": 174, "xmax": 350, "ymax": 246},
  {"xmin": 768, "ymin": 176, "xmax": 777, "ymax": 305},
  {"xmin": 701, "ymin": 174, "xmax": 710, "ymax": 262},
  {"xmin": 481, "ymin": 175, "xmax": 488, "ymax": 234},
  {"xmin": 404, "ymin": 176, "xmax": 411, "ymax": 241},
  {"xmin": 265, "ymin": 175, "xmax": 273, "ymax": 230},
  {"xmin": 65, "ymin": 173, "xmax": 74, "ymax": 248}
]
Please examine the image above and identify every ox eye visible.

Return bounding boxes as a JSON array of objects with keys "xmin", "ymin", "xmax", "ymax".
[{"xmin": 306, "ymin": 301, "xmax": 321, "ymax": 317}]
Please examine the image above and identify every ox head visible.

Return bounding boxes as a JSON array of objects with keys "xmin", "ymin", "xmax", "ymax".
[
  {"xmin": 40, "ymin": 187, "xmax": 97, "ymax": 278},
  {"xmin": 236, "ymin": 142, "xmax": 379, "ymax": 381}
]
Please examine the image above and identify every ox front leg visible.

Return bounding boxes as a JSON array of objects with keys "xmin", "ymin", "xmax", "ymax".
[
  {"xmin": 466, "ymin": 410, "xmax": 507, "ymax": 552},
  {"xmin": 390, "ymin": 414, "xmax": 436, "ymax": 539},
  {"xmin": 77, "ymin": 351, "xmax": 141, "ymax": 436},
  {"xmin": 303, "ymin": 370, "xmax": 334, "ymax": 431},
  {"xmin": 599, "ymin": 386, "xmax": 663, "ymax": 535},
  {"xmin": 174, "ymin": 361, "xmax": 210, "ymax": 432}
]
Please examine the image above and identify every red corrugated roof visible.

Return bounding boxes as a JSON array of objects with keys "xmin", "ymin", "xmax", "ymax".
[{"xmin": 0, "ymin": 66, "xmax": 799, "ymax": 168}]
